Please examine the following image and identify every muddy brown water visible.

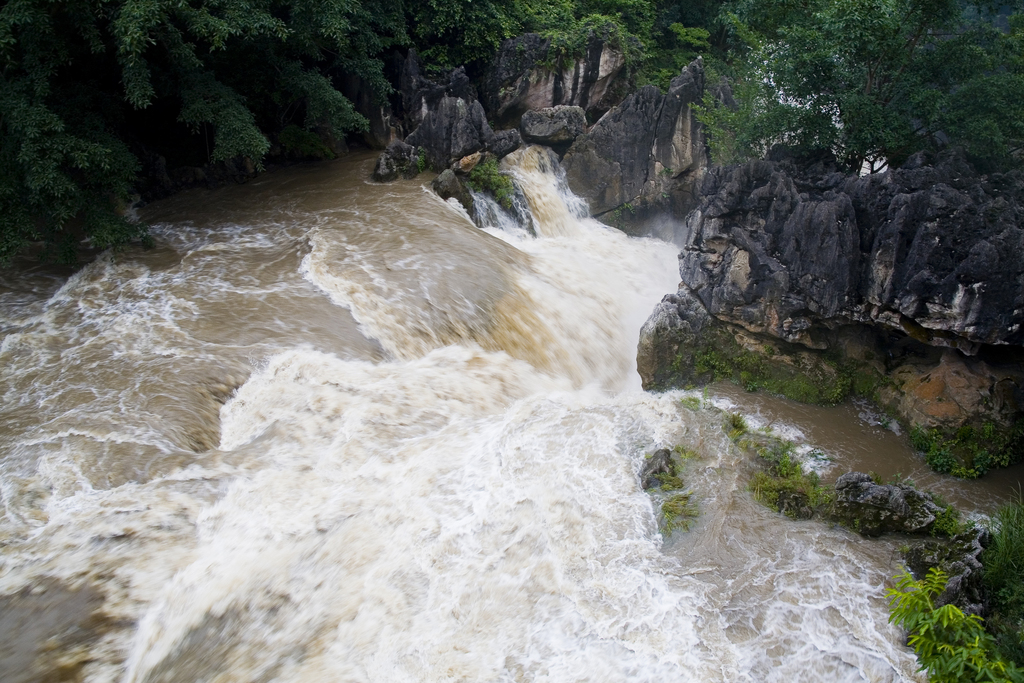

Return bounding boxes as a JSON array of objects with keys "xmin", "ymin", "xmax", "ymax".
[{"xmin": 0, "ymin": 147, "xmax": 1013, "ymax": 682}]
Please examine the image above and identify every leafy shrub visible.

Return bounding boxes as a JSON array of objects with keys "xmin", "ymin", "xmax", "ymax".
[
  {"xmin": 467, "ymin": 159, "xmax": 515, "ymax": 209},
  {"xmin": 887, "ymin": 568, "xmax": 1024, "ymax": 682},
  {"xmin": 911, "ymin": 421, "xmax": 1024, "ymax": 478}
]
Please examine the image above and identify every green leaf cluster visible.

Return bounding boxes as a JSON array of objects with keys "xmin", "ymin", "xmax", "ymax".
[
  {"xmin": 1, "ymin": 0, "xmax": 407, "ymax": 264},
  {"xmin": 699, "ymin": 0, "xmax": 1024, "ymax": 172},
  {"xmin": 888, "ymin": 568, "xmax": 1024, "ymax": 682}
]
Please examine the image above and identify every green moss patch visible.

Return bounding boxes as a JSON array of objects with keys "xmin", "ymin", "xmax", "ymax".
[
  {"xmin": 726, "ymin": 414, "xmax": 834, "ymax": 518},
  {"xmin": 674, "ymin": 327, "xmax": 882, "ymax": 407}
]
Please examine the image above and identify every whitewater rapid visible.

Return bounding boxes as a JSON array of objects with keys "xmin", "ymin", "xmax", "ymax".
[{"xmin": 0, "ymin": 147, "xmax": 925, "ymax": 682}]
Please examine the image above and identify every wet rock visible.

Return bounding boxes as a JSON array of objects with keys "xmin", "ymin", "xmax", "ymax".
[
  {"xmin": 562, "ymin": 58, "xmax": 707, "ymax": 229},
  {"xmin": 372, "ymin": 140, "xmax": 423, "ymax": 182},
  {"xmin": 432, "ymin": 169, "xmax": 474, "ymax": 214},
  {"xmin": 636, "ymin": 286, "xmax": 714, "ymax": 390},
  {"xmin": 778, "ymin": 489, "xmax": 814, "ymax": 520},
  {"xmin": 640, "ymin": 448, "xmax": 676, "ymax": 489},
  {"xmin": 830, "ymin": 472, "xmax": 943, "ymax": 536},
  {"xmin": 482, "ymin": 31, "xmax": 631, "ymax": 128},
  {"xmin": 879, "ymin": 349, "xmax": 1024, "ymax": 431},
  {"xmin": 905, "ymin": 526, "xmax": 990, "ymax": 616},
  {"xmin": 520, "ymin": 106, "xmax": 586, "ymax": 152},
  {"xmin": 406, "ymin": 96, "xmax": 495, "ymax": 172},
  {"xmin": 487, "ymin": 128, "xmax": 522, "ymax": 159}
]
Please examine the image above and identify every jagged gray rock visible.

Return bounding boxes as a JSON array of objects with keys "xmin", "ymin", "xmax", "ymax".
[
  {"xmin": 636, "ymin": 286, "xmax": 715, "ymax": 390},
  {"xmin": 830, "ymin": 472, "xmax": 943, "ymax": 536},
  {"xmin": 483, "ymin": 32, "xmax": 631, "ymax": 128},
  {"xmin": 520, "ymin": 106, "xmax": 586, "ymax": 151},
  {"xmin": 405, "ymin": 97, "xmax": 495, "ymax": 172},
  {"xmin": 372, "ymin": 140, "xmax": 422, "ymax": 182},
  {"xmin": 639, "ymin": 448, "xmax": 676, "ymax": 490},
  {"xmin": 678, "ymin": 149, "xmax": 1024, "ymax": 351},
  {"xmin": 905, "ymin": 527, "xmax": 991, "ymax": 616},
  {"xmin": 561, "ymin": 59, "xmax": 707, "ymax": 229},
  {"xmin": 488, "ymin": 129, "xmax": 522, "ymax": 159}
]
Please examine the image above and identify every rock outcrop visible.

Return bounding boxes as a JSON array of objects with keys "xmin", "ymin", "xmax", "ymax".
[
  {"xmin": 679, "ymin": 150, "xmax": 1024, "ymax": 351},
  {"xmin": 374, "ymin": 50, "xmax": 523, "ymax": 178},
  {"xmin": 639, "ymin": 149, "xmax": 1024, "ymax": 444},
  {"xmin": 406, "ymin": 96, "xmax": 497, "ymax": 172},
  {"xmin": 905, "ymin": 527, "xmax": 991, "ymax": 616},
  {"xmin": 561, "ymin": 58, "xmax": 707, "ymax": 233},
  {"xmin": 830, "ymin": 472, "xmax": 944, "ymax": 536},
  {"xmin": 520, "ymin": 106, "xmax": 586, "ymax": 152},
  {"xmin": 483, "ymin": 32, "xmax": 632, "ymax": 128},
  {"xmin": 372, "ymin": 140, "xmax": 423, "ymax": 182}
]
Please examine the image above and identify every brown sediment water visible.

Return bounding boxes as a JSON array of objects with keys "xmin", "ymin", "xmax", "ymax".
[
  {"xmin": 710, "ymin": 383, "xmax": 1024, "ymax": 514},
  {"xmin": 0, "ymin": 145, "xmax": 992, "ymax": 682}
]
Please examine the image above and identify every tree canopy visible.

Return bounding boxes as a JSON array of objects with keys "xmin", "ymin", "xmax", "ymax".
[{"xmin": 700, "ymin": 0, "xmax": 1024, "ymax": 172}]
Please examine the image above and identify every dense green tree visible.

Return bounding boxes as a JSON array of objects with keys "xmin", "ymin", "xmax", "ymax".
[
  {"xmin": 0, "ymin": 0, "xmax": 406, "ymax": 264},
  {"xmin": 700, "ymin": 0, "xmax": 1024, "ymax": 172}
]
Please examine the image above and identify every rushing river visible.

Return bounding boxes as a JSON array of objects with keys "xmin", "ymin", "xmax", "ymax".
[{"xmin": 1, "ymin": 146, "xmax": 1021, "ymax": 682}]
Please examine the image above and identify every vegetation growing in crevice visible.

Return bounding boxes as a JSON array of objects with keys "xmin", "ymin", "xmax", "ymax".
[
  {"xmin": 642, "ymin": 443, "xmax": 700, "ymax": 535},
  {"xmin": 911, "ymin": 421, "xmax": 1024, "ymax": 479},
  {"xmin": 680, "ymin": 330, "xmax": 881, "ymax": 407},
  {"xmin": 467, "ymin": 158, "xmax": 516, "ymax": 209}
]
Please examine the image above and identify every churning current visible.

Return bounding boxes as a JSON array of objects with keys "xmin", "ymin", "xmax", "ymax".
[{"xmin": 0, "ymin": 146, "xmax": 926, "ymax": 682}]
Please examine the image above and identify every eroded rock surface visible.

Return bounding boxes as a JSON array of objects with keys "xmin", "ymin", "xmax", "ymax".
[
  {"xmin": 562, "ymin": 58, "xmax": 707, "ymax": 229},
  {"xmin": 830, "ymin": 472, "xmax": 943, "ymax": 537},
  {"xmin": 483, "ymin": 32, "xmax": 631, "ymax": 128},
  {"xmin": 680, "ymin": 150, "xmax": 1024, "ymax": 351}
]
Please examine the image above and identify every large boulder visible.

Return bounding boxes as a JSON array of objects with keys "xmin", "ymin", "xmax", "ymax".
[
  {"xmin": 829, "ymin": 472, "xmax": 944, "ymax": 536},
  {"xmin": 905, "ymin": 527, "xmax": 991, "ymax": 616},
  {"xmin": 520, "ymin": 106, "xmax": 586, "ymax": 151},
  {"xmin": 561, "ymin": 59, "xmax": 707, "ymax": 232},
  {"xmin": 371, "ymin": 140, "xmax": 422, "ymax": 182},
  {"xmin": 483, "ymin": 31, "xmax": 632, "ymax": 128}
]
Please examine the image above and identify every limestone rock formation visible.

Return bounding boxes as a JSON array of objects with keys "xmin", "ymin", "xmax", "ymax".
[
  {"xmin": 679, "ymin": 149, "xmax": 1024, "ymax": 351},
  {"xmin": 561, "ymin": 59, "xmax": 707, "ymax": 231},
  {"xmin": 639, "ymin": 448, "xmax": 676, "ymax": 490},
  {"xmin": 372, "ymin": 140, "xmax": 422, "ymax": 182},
  {"xmin": 905, "ymin": 527, "xmax": 991, "ymax": 616},
  {"xmin": 520, "ymin": 106, "xmax": 586, "ymax": 152},
  {"xmin": 483, "ymin": 32, "xmax": 631, "ymax": 128}
]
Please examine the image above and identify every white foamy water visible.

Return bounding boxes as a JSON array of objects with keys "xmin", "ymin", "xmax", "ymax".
[{"xmin": 0, "ymin": 149, "xmax": 925, "ymax": 682}]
